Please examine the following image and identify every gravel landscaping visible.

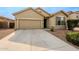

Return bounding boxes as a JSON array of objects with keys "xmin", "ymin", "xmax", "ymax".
[
  {"xmin": 47, "ymin": 29, "xmax": 79, "ymax": 49},
  {"xmin": 0, "ymin": 29, "xmax": 14, "ymax": 39}
]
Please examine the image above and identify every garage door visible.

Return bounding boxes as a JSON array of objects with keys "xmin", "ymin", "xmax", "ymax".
[{"xmin": 19, "ymin": 20, "xmax": 42, "ymax": 29}]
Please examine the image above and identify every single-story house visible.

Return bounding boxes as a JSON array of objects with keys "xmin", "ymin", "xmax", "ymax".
[
  {"xmin": 13, "ymin": 7, "xmax": 79, "ymax": 30},
  {"xmin": 0, "ymin": 16, "xmax": 15, "ymax": 29}
]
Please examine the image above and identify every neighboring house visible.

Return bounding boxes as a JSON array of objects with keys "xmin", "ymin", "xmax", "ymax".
[
  {"xmin": 66, "ymin": 11, "xmax": 79, "ymax": 30},
  {"xmin": 49, "ymin": 11, "xmax": 79, "ymax": 29},
  {"xmin": 67, "ymin": 11, "xmax": 79, "ymax": 20},
  {"xmin": 13, "ymin": 7, "xmax": 79, "ymax": 30},
  {"xmin": 0, "ymin": 16, "xmax": 15, "ymax": 29}
]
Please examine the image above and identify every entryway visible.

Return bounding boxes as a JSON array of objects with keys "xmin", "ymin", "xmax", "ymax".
[{"xmin": 44, "ymin": 19, "xmax": 47, "ymax": 28}]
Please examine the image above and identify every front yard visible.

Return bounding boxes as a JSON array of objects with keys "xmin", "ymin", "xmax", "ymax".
[
  {"xmin": 0, "ymin": 29, "xmax": 14, "ymax": 39},
  {"xmin": 48, "ymin": 30, "xmax": 69, "ymax": 41},
  {"xmin": 47, "ymin": 29, "xmax": 79, "ymax": 49}
]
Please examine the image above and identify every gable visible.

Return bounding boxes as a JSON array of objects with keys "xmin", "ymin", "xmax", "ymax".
[
  {"xmin": 35, "ymin": 8, "xmax": 50, "ymax": 17},
  {"xmin": 49, "ymin": 11, "xmax": 68, "ymax": 19},
  {"xmin": 48, "ymin": 11, "xmax": 68, "ymax": 27},
  {"xmin": 54, "ymin": 12, "xmax": 67, "ymax": 17},
  {"xmin": 14, "ymin": 9, "xmax": 44, "ymax": 20}
]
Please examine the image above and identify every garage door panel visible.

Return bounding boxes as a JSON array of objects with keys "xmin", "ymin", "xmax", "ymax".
[{"xmin": 19, "ymin": 20, "xmax": 42, "ymax": 29}]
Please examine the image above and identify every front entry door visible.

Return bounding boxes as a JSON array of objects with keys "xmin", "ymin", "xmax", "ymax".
[{"xmin": 44, "ymin": 19, "xmax": 47, "ymax": 28}]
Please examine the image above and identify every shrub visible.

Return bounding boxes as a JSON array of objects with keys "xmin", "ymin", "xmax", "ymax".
[
  {"xmin": 66, "ymin": 32, "xmax": 79, "ymax": 46},
  {"xmin": 67, "ymin": 20, "xmax": 79, "ymax": 30},
  {"xmin": 50, "ymin": 26, "xmax": 54, "ymax": 32}
]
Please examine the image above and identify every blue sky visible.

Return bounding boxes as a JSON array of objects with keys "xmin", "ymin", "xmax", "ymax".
[{"xmin": 0, "ymin": 7, "xmax": 79, "ymax": 19}]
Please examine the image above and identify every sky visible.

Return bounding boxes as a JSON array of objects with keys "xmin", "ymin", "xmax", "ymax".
[{"xmin": 0, "ymin": 7, "xmax": 79, "ymax": 19}]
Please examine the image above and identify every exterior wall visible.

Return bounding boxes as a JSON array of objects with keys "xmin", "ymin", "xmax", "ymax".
[
  {"xmin": 15, "ymin": 18, "xmax": 19, "ymax": 29},
  {"xmin": 15, "ymin": 19, "xmax": 17, "ymax": 29},
  {"xmin": 0, "ymin": 18, "xmax": 15, "ymax": 29},
  {"xmin": 48, "ymin": 12, "xmax": 68, "ymax": 29},
  {"xmin": 15, "ymin": 9, "xmax": 44, "ymax": 29},
  {"xmin": 68, "ymin": 13, "xmax": 79, "ymax": 20},
  {"xmin": 40, "ymin": 20, "xmax": 44, "ymax": 28},
  {"xmin": 15, "ymin": 9, "xmax": 43, "ymax": 20}
]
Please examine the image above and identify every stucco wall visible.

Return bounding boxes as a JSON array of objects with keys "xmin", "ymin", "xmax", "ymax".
[
  {"xmin": 15, "ymin": 9, "xmax": 44, "ymax": 20},
  {"xmin": 48, "ymin": 12, "xmax": 67, "ymax": 29}
]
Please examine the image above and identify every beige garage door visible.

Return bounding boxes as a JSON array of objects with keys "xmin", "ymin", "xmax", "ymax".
[{"xmin": 19, "ymin": 20, "xmax": 42, "ymax": 29}]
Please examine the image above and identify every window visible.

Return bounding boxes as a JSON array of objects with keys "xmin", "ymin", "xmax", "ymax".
[{"xmin": 56, "ymin": 17, "xmax": 65, "ymax": 25}]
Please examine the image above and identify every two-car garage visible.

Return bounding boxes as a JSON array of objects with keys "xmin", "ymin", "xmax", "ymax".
[
  {"xmin": 13, "ymin": 8, "xmax": 44, "ymax": 29},
  {"xmin": 19, "ymin": 20, "xmax": 42, "ymax": 29}
]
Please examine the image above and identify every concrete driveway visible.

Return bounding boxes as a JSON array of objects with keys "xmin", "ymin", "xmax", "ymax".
[{"xmin": 0, "ymin": 29, "xmax": 78, "ymax": 51}]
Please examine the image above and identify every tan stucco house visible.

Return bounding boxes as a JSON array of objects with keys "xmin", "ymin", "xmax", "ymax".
[
  {"xmin": 13, "ymin": 7, "xmax": 79, "ymax": 30},
  {"xmin": 0, "ymin": 16, "xmax": 15, "ymax": 28}
]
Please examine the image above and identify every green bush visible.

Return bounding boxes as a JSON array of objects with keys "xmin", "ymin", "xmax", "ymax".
[
  {"xmin": 66, "ymin": 32, "xmax": 79, "ymax": 46},
  {"xmin": 67, "ymin": 20, "xmax": 79, "ymax": 30}
]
